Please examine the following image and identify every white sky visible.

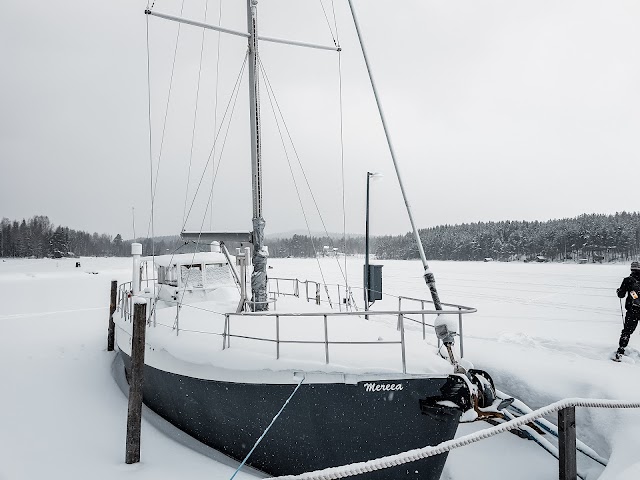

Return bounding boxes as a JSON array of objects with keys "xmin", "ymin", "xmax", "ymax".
[{"xmin": 2, "ymin": 0, "xmax": 639, "ymax": 239}]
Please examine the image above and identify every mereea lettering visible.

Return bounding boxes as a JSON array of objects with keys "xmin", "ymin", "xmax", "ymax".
[{"xmin": 363, "ymin": 383, "xmax": 403, "ymax": 392}]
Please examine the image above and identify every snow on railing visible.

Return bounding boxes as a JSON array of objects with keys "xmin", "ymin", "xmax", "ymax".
[
  {"xmin": 267, "ymin": 276, "xmax": 474, "ymax": 358},
  {"xmin": 270, "ymin": 398, "xmax": 640, "ymax": 480},
  {"xmin": 116, "ymin": 279, "xmax": 476, "ymax": 373},
  {"xmin": 222, "ymin": 307, "xmax": 471, "ymax": 374}
]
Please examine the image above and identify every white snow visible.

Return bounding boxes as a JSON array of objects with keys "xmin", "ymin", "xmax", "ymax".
[
  {"xmin": 1, "ymin": 256, "xmax": 639, "ymax": 479},
  {"xmin": 0, "ymin": 257, "xmax": 255, "ymax": 480}
]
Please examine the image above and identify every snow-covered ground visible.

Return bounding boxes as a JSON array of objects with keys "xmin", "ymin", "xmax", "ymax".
[{"xmin": 1, "ymin": 256, "xmax": 639, "ymax": 479}]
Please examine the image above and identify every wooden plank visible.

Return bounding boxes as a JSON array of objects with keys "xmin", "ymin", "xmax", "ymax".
[
  {"xmin": 107, "ymin": 280, "xmax": 117, "ymax": 351},
  {"xmin": 559, "ymin": 406, "xmax": 577, "ymax": 480},
  {"xmin": 125, "ymin": 302, "xmax": 147, "ymax": 464}
]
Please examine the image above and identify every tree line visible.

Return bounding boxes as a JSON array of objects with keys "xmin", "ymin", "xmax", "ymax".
[
  {"xmin": 4, "ymin": 212, "xmax": 640, "ymax": 262},
  {"xmin": 266, "ymin": 212, "xmax": 640, "ymax": 262},
  {"xmin": 1, "ymin": 216, "xmax": 126, "ymax": 258},
  {"xmin": 0, "ymin": 215, "xmax": 212, "ymax": 259},
  {"xmin": 375, "ymin": 212, "xmax": 640, "ymax": 262},
  {"xmin": 266, "ymin": 234, "xmax": 365, "ymax": 258}
]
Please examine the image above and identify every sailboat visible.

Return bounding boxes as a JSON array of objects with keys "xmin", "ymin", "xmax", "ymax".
[{"xmin": 113, "ymin": 2, "xmax": 509, "ymax": 478}]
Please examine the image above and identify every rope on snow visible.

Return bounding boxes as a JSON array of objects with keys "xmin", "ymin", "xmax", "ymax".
[{"xmin": 272, "ymin": 398, "xmax": 640, "ymax": 480}]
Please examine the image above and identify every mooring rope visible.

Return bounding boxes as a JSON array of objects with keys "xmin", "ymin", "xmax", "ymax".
[
  {"xmin": 272, "ymin": 398, "xmax": 640, "ymax": 480},
  {"xmin": 229, "ymin": 376, "xmax": 306, "ymax": 480},
  {"xmin": 501, "ymin": 391, "xmax": 608, "ymax": 467}
]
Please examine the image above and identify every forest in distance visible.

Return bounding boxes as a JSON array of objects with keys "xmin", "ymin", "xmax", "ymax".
[{"xmin": 3, "ymin": 212, "xmax": 640, "ymax": 263}]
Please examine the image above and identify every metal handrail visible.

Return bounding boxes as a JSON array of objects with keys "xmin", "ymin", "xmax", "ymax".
[
  {"xmin": 236, "ymin": 308, "xmax": 474, "ymax": 317},
  {"xmin": 116, "ymin": 278, "xmax": 475, "ymax": 372},
  {"xmin": 267, "ymin": 276, "xmax": 473, "ymax": 357},
  {"xmin": 396, "ymin": 293, "xmax": 476, "ymax": 312},
  {"xmin": 397, "ymin": 295, "xmax": 469, "ymax": 356},
  {"xmin": 223, "ymin": 306, "xmax": 473, "ymax": 374},
  {"xmin": 267, "ymin": 277, "xmax": 476, "ymax": 311}
]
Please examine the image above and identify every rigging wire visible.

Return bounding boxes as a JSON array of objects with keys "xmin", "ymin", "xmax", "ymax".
[
  {"xmin": 209, "ymin": 0, "xmax": 224, "ymax": 230},
  {"xmin": 145, "ymin": 12, "xmax": 155, "ymax": 260},
  {"xmin": 146, "ymin": 49, "xmax": 248, "ymax": 309},
  {"xmin": 258, "ymin": 57, "xmax": 349, "ymax": 291},
  {"xmin": 132, "ymin": 207, "xmax": 136, "ymax": 239},
  {"xmin": 146, "ymin": 0, "xmax": 186, "ymax": 241},
  {"xmin": 318, "ymin": 0, "xmax": 338, "ymax": 46},
  {"xmin": 181, "ymin": 51, "xmax": 249, "ymax": 233},
  {"xmin": 330, "ymin": 0, "xmax": 349, "ymax": 301},
  {"xmin": 181, "ymin": 0, "xmax": 210, "ymax": 229},
  {"xmin": 258, "ymin": 58, "xmax": 332, "ymax": 307},
  {"xmin": 145, "ymin": 3, "xmax": 243, "ymax": 311},
  {"xmin": 176, "ymin": 52, "xmax": 249, "ymax": 312}
]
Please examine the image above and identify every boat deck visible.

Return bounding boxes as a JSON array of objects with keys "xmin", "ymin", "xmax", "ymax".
[{"xmin": 115, "ymin": 292, "xmax": 463, "ymax": 380}]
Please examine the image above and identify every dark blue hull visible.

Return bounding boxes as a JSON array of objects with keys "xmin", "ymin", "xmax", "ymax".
[{"xmin": 121, "ymin": 353, "xmax": 463, "ymax": 479}]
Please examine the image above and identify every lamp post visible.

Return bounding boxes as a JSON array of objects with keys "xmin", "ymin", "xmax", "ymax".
[{"xmin": 365, "ymin": 172, "xmax": 383, "ymax": 316}]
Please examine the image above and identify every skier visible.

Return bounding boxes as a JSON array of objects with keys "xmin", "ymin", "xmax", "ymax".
[{"xmin": 614, "ymin": 261, "xmax": 640, "ymax": 361}]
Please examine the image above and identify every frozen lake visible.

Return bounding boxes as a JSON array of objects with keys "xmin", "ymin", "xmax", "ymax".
[{"xmin": 0, "ymin": 256, "xmax": 638, "ymax": 479}]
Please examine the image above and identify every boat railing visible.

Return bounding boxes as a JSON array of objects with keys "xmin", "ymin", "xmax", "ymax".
[
  {"xmin": 117, "ymin": 281, "xmax": 133, "ymax": 321},
  {"xmin": 267, "ymin": 276, "xmax": 473, "ymax": 357},
  {"xmin": 116, "ymin": 279, "xmax": 476, "ymax": 373},
  {"xmin": 394, "ymin": 295, "xmax": 473, "ymax": 357},
  {"xmin": 268, "ymin": 277, "xmax": 345, "ymax": 310},
  {"xmin": 223, "ymin": 306, "xmax": 472, "ymax": 374}
]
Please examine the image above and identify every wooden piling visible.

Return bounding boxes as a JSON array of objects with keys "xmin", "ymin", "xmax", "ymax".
[
  {"xmin": 125, "ymin": 301, "xmax": 147, "ymax": 464},
  {"xmin": 558, "ymin": 406, "xmax": 577, "ymax": 480},
  {"xmin": 107, "ymin": 280, "xmax": 117, "ymax": 351}
]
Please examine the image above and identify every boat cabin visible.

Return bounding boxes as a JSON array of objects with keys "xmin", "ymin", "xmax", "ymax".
[{"xmin": 143, "ymin": 252, "xmax": 239, "ymax": 305}]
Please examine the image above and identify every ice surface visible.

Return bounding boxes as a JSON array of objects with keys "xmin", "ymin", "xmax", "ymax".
[
  {"xmin": 0, "ymin": 257, "xmax": 255, "ymax": 480},
  {"xmin": 1, "ymin": 256, "xmax": 639, "ymax": 479}
]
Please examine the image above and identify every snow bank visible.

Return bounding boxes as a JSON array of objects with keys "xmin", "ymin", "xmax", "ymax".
[
  {"xmin": 2, "ymin": 256, "xmax": 639, "ymax": 480},
  {"xmin": 0, "ymin": 257, "xmax": 255, "ymax": 480}
]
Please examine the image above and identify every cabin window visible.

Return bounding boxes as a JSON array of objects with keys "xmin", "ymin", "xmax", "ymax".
[
  {"xmin": 204, "ymin": 263, "xmax": 234, "ymax": 286},
  {"xmin": 180, "ymin": 264, "xmax": 204, "ymax": 288},
  {"xmin": 158, "ymin": 265, "xmax": 178, "ymax": 287}
]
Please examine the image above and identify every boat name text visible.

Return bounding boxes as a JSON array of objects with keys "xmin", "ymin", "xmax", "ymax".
[{"xmin": 363, "ymin": 383, "xmax": 403, "ymax": 392}]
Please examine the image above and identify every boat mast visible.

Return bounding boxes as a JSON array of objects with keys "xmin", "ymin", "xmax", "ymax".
[
  {"xmin": 247, "ymin": 0, "xmax": 268, "ymax": 311},
  {"xmin": 146, "ymin": 3, "xmax": 338, "ymax": 312},
  {"xmin": 346, "ymin": 0, "xmax": 442, "ymax": 311}
]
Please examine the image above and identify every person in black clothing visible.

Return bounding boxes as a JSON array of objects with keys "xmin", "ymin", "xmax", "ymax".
[{"xmin": 615, "ymin": 261, "xmax": 640, "ymax": 360}]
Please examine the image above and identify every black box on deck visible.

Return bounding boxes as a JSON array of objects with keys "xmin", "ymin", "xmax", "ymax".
[{"xmin": 364, "ymin": 264, "xmax": 383, "ymax": 302}]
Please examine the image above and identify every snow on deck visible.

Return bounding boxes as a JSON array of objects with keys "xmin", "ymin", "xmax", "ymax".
[{"xmin": 115, "ymin": 291, "xmax": 456, "ymax": 380}]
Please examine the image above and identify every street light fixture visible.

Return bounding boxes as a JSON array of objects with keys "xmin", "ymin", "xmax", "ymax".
[{"xmin": 365, "ymin": 172, "xmax": 383, "ymax": 317}]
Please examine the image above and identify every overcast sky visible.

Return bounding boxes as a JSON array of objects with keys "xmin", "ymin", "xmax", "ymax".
[{"xmin": 2, "ymin": 0, "xmax": 640, "ymax": 240}]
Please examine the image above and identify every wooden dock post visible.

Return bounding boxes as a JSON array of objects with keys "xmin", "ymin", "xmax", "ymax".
[
  {"xmin": 558, "ymin": 406, "xmax": 577, "ymax": 480},
  {"xmin": 125, "ymin": 301, "xmax": 147, "ymax": 464},
  {"xmin": 107, "ymin": 280, "xmax": 117, "ymax": 351}
]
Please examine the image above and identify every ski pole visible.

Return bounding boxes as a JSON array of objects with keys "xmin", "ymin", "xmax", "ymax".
[{"xmin": 620, "ymin": 298, "xmax": 625, "ymax": 321}]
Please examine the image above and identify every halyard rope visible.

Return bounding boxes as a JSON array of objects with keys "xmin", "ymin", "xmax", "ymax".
[{"xmin": 272, "ymin": 398, "xmax": 640, "ymax": 480}]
